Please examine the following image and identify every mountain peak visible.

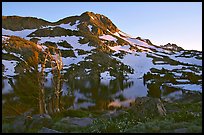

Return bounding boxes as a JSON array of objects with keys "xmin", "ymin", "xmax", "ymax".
[
  {"xmin": 81, "ymin": 11, "xmax": 95, "ymax": 17},
  {"xmin": 161, "ymin": 43, "xmax": 184, "ymax": 52},
  {"xmin": 80, "ymin": 11, "xmax": 119, "ymax": 34}
]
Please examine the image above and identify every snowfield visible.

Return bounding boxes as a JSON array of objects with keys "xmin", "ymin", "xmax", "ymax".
[
  {"xmin": 36, "ymin": 36, "xmax": 96, "ymax": 51},
  {"xmin": 113, "ymin": 52, "xmax": 154, "ymax": 78},
  {"xmin": 109, "ymin": 45, "xmax": 133, "ymax": 53},
  {"xmin": 58, "ymin": 20, "xmax": 80, "ymax": 31},
  {"xmin": 2, "ymin": 28, "xmax": 36, "ymax": 39}
]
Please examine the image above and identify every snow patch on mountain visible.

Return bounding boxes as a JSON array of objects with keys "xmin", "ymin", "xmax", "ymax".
[
  {"xmin": 168, "ymin": 54, "xmax": 202, "ymax": 66},
  {"xmin": 2, "ymin": 35, "xmax": 10, "ymax": 43},
  {"xmin": 109, "ymin": 45, "xmax": 133, "ymax": 53},
  {"xmin": 117, "ymin": 31, "xmax": 133, "ymax": 38},
  {"xmin": 127, "ymin": 38, "xmax": 156, "ymax": 50},
  {"xmin": 57, "ymin": 45, "xmax": 71, "ymax": 50},
  {"xmin": 62, "ymin": 51, "xmax": 91, "ymax": 69},
  {"xmin": 176, "ymin": 79, "xmax": 190, "ymax": 83},
  {"xmin": 41, "ymin": 25, "xmax": 55, "ymax": 29},
  {"xmin": 58, "ymin": 20, "xmax": 80, "ymax": 31},
  {"xmin": 113, "ymin": 51, "xmax": 198, "ymax": 79},
  {"xmin": 88, "ymin": 25, "xmax": 92, "ymax": 32},
  {"xmin": 112, "ymin": 31, "xmax": 155, "ymax": 52},
  {"xmin": 2, "ymin": 28, "xmax": 36, "ymax": 38},
  {"xmin": 113, "ymin": 52, "xmax": 154, "ymax": 79},
  {"xmin": 147, "ymin": 53, "xmax": 164, "ymax": 59},
  {"xmin": 41, "ymin": 20, "xmax": 80, "ymax": 31},
  {"xmin": 99, "ymin": 34, "xmax": 117, "ymax": 42},
  {"xmin": 2, "ymin": 49, "xmax": 8, "ymax": 54},
  {"xmin": 37, "ymin": 36, "xmax": 95, "ymax": 51}
]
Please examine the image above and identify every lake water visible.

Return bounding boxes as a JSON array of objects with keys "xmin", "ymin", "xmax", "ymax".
[
  {"xmin": 2, "ymin": 71, "xmax": 148, "ymax": 116},
  {"xmin": 1, "ymin": 71, "xmax": 194, "ymax": 116}
]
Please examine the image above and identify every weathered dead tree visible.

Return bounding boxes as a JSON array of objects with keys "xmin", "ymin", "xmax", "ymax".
[{"xmin": 38, "ymin": 47, "xmax": 63, "ymax": 114}]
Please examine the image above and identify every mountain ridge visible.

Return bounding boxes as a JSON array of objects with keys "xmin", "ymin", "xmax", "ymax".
[{"xmin": 3, "ymin": 12, "xmax": 194, "ymax": 52}]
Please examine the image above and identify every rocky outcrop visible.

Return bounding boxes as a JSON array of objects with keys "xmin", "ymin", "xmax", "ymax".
[
  {"xmin": 107, "ymin": 97, "xmax": 166, "ymax": 117},
  {"xmin": 161, "ymin": 43, "xmax": 184, "ymax": 52},
  {"xmin": 129, "ymin": 97, "xmax": 166, "ymax": 117},
  {"xmin": 145, "ymin": 39, "xmax": 154, "ymax": 45},
  {"xmin": 80, "ymin": 11, "xmax": 119, "ymax": 34}
]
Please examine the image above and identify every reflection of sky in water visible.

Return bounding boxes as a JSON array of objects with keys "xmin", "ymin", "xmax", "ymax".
[
  {"xmin": 162, "ymin": 90, "xmax": 183, "ymax": 100},
  {"xmin": 123, "ymin": 79, "xmax": 148, "ymax": 98},
  {"xmin": 73, "ymin": 102, "xmax": 95, "ymax": 110},
  {"xmin": 59, "ymin": 78, "xmax": 149, "ymax": 109},
  {"xmin": 113, "ymin": 79, "xmax": 148, "ymax": 99},
  {"xmin": 62, "ymin": 82, "xmax": 69, "ymax": 96},
  {"xmin": 2, "ymin": 79, "xmax": 15, "ymax": 94},
  {"xmin": 44, "ymin": 72, "xmax": 53, "ymax": 88}
]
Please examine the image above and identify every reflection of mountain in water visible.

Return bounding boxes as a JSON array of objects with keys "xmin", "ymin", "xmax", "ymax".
[
  {"xmin": 63, "ymin": 77, "xmax": 134, "ymax": 110},
  {"xmin": 2, "ymin": 70, "xmax": 192, "ymax": 117},
  {"xmin": 2, "ymin": 72, "xmax": 40, "ymax": 116},
  {"xmin": 2, "ymin": 71, "xmax": 144, "ymax": 116}
]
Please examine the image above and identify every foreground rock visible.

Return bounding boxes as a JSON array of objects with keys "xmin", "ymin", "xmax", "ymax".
[
  {"xmin": 129, "ymin": 97, "xmax": 166, "ymax": 117},
  {"xmin": 11, "ymin": 113, "xmax": 52, "ymax": 133},
  {"xmin": 53, "ymin": 117, "xmax": 95, "ymax": 132},
  {"xmin": 38, "ymin": 127, "xmax": 62, "ymax": 133},
  {"xmin": 174, "ymin": 128, "xmax": 188, "ymax": 133},
  {"xmin": 60, "ymin": 117, "xmax": 94, "ymax": 127},
  {"xmin": 101, "ymin": 110, "xmax": 128, "ymax": 119},
  {"xmin": 28, "ymin": 114, "xmax": 53, "ymax": 129},
  {"xmin": 12, "ymin": 115, "xmax": 27, "ymax": 133}
]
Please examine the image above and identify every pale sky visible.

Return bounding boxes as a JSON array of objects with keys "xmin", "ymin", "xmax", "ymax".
[{"xmin": 2, "ymin": 2, "xmax": 202, "ymax": 51}]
